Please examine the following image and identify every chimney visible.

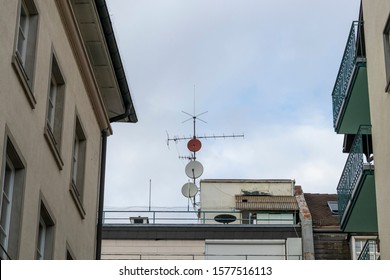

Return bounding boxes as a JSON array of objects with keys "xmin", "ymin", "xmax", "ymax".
[{"xmin": 294, "ymin": 185, "xmax": 303, "ymax": 196}]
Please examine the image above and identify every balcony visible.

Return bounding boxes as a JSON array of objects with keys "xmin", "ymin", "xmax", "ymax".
[
  {"xmin": 337, "ymin": 125, "xmax": 377, "ymax": 232},
  {"xmin": 357, "ymin": 239, "xmax": 380, "ymax": 260},
  {"xmin": 332, "ymin": 21, "xmax": 371, "ymax": 134}
]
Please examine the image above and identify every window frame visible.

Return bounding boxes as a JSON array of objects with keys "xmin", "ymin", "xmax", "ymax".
[
  {"xmin": 35, "ymin": 198, "xmax": 55, "ymax": 260},
  {"xmin": 69, "ymin": 114, "xmax": 87, "ymax": 219},
  {"xmin": 0, "ymin": 129, "xmax": 26, "ymax": 260},
  {"xmin": 351, "ymin": 236, "xmax": 380, "ymax": 260},
  {"xmin": 16, "ymin": 0, "xmax": 30, "ymax": 64},
  {"xmin": 384, "ymin": 12, "xmax": 390, "ymax": 92},
  {"xmin": 0, "ymin": 156, "xmax": 15, "ymax": 258},
  {"xmin": 36, "ymin": 216, "xmax": 46, "ymax": 260},
  {"xmin": 47, "ymin": 76, "xmax": 58, "ymax": 134},
  {"xmin": 43, "ymin": 51, "xmax": 65, "ymax": 170},
  {"xmin": 11, "ymin": 0, "xmax": 39, "ymax": 108}
]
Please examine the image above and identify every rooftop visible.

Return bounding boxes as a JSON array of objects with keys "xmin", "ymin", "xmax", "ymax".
[{"xmin": 304, "ymin": 193, "xmax": 340, "ymax": 227}]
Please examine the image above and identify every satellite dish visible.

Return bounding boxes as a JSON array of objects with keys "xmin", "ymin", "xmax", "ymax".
[
  {"xmin": 181, "ymin": 182, "xmax": 198, "ymax": 198},
  {"xmin": 185, "ymin": 160, "xmax": 204, "ymax": 179},
  {"xmin": 214, "ymin": 214, "xmax": 237, "ymax": 224},
  {"xmin": 187, "ymin": 138, "xmax": 202, "ymax": 152}
]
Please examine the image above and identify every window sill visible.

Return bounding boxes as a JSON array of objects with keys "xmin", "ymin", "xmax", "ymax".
[
  {"xmin": 69, "ymin": 183, "xmax": 86, "ymax": 219},
  {"xmin": 44, "ymin": 126, "xmax": 64, "ymax": 170},
  {"xmin": 11, "ymin": 53, "xmax": 36, "ymax": 109}
]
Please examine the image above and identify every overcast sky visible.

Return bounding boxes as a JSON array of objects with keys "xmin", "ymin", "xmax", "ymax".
[{"xmin": 103, "ymin": 0, "xmax": 360, "ymax": 210}]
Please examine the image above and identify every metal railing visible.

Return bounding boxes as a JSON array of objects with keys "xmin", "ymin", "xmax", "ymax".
[
  {"xmin": 332, "ymin": 21, "xmax": 365, "ymax": 128},
  {"xmin": 337, "ymin": 125, "xmax": 373, "ymax": 222},
  {"xmin": 358, "ymin": 239, "xmax": 379, "ymax": 260},
  {"xmin": 103, "ymin": 209, "xmax": 298, "ymax": 225},
  {"xmin": 101, "ymin": 252, "xmax": 303, "ymax": 260}
]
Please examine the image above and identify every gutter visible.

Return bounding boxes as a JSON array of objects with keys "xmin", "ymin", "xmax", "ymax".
[
  {"xmin": 94, "ymin": 0, "xmax": 138, "ymax": 260},
  {"xmin": 94, "ymin": 0, "xmax": 138, "ymax": 123}
]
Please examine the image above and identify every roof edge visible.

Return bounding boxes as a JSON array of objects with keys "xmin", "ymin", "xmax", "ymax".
[{"xmin": 94, "ymin": 0, "xmax": 138, "ymax": 123}]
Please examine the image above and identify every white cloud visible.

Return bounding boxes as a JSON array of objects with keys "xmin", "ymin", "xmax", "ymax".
[{"xmin": 104, "ymin": 0, "xmax": 360, "ymax": 209}]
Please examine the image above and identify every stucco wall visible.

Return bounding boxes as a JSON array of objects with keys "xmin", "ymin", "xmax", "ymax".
[{"xmin": 0, "ymin": 0, "xmax": 103, "ymax": 259}]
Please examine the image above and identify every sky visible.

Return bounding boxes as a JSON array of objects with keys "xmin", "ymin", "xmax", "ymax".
[{"xmin": 103, "ymin": 0, "xmax": 361, "ymax": 210}]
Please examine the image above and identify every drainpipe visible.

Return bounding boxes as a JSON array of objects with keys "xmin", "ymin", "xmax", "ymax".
[
  {"xmin": 96, "ymin": 102, "xmax": 133, "ymax": 260},
  {"xmin": 96, "ymin": 128, "xmax": 109, "ymax": 260},
  {"xmin": 94, "ymin": 0, "xmax": 137, "ymax": 259}
]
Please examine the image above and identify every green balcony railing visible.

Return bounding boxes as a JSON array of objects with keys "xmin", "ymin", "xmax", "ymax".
[
  {"xmin": 337, "ymin": 125, "xmax": 373, "ymax": 222},
  {"xmin": 332, "ymin": 21, "xmax": 365, "ymax": 129},
  {"xmin": 358, "ymin": 239, "xmax": 379, "ymax": 260}
]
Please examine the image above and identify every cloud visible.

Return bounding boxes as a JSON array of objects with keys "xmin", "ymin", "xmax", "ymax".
[{"xmin": 104, "ymin": 0, "xmax": 360, "ymax": 209}]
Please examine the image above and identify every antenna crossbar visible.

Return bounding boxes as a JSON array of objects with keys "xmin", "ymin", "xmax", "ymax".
[{"xmin": 167, "ymin": 133, "xmax": 244, "ymax": 143}]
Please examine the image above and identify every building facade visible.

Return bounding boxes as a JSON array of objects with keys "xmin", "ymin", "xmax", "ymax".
[
  {"xmin": 331, "ymin": 0, "xmax": 390, "ymax": 259},
  {"xmin": 102, "ymin": 179, "xmax": 309, "ymax": 260},
  {"xmin": 0, "ymin": 0, "xmax": 137, "ymax": 259}
]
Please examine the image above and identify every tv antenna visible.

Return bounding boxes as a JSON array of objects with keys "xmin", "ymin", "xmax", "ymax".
[
  {"xmin": 166, "ymin": 86, "xmax": 244, "ymax": 209},
  {"xmin": 167, "ymin": 86, "xmax": 244, "ymax": 156}
]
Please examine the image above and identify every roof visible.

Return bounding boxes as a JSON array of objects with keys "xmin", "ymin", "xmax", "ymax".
[
  {"xmin": 235, "ymin": 195, "xmax": 299, "ymax": 211},
  {"xmin": 304, "ymin": 193, "xmax": 340, "ymax": 227},
  {"xmin": 95, "ymin": 0, "xmax": 137, "ymax": 123},
  {"xmin": 102, "ymin": 224, "xmax": 302, "ymax": 240},
  {"xmin": 71, "ymin": 0, "xmax": 137, "ymax": 123}
]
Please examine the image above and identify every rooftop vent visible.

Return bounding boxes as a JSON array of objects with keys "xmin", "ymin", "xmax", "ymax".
[{"xmin": 130, "ymin": 216, "xmax": 149, "ymax": 224}]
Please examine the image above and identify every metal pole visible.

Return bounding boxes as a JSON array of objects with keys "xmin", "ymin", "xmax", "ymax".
[
  {"xmin": 96, "ymin": 129, "xmax": 109, "ymax": 260},
  {"xmin": 149, "ymin": 179, "xmax": 152, "ymax": 211}
]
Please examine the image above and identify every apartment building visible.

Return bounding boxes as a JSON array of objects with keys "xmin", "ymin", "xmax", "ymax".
[
  {"xmin": 331, "ymin": 0, "xmax": 390, "ymax": 259},
  {"xmin": 101, "ymin": 179, "xmax": 310, "ymax": 260},
  {"xmin": 0, "ymin": 0, "xmax": 137, "ymax": 259}
]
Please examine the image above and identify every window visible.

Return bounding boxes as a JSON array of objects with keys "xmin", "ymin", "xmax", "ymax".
[
  {"xmin": 44, "ymin": 53, "xmax": 65, "ymax": 169},
  {"xmin": 35, "ymin": 201, "xmax": 54, "ymax": 260},
  {"xmin": 47, "ymin": 77, "xmax": 57, "ymax": 133},
  {"xmin": 0, "ymin": 157, "xmax": 15, "ymax": 259},
  {"xmin": 256, "ymin": 213, "xmax": 294, "ymax": 225},
  {"xmin": 36, "ymin": 217, "xmax": 46, "ymax": 260},
  {"xmin": 327, "ymin": 201, "xmax": 339, "ymax": 215},
  {"xmin": 69, "ymin": 116, "xmax": 87, "ymax": 218},
  {"xmin": 17, "ymin": 1, "xmax": 29, "ymax": 63},
  {"xmin": 351, "ymin": 236, "xmax": 380, "ymax": 260},
  {"xmin": 12, "ymin": 0, "xmax": 39, "ymax": 107},
  {"xmin": 384, "ymin": 14, "xmax": 390, "ymax": 91},
  {"xmin": 0, "ymin": 135, "xmax": 26, "ymax": 260}
]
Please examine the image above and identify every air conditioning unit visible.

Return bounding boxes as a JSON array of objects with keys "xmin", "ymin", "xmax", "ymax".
[{"xmin": 130, "ymin": 216, "xmax": 149, "ymax": 224}]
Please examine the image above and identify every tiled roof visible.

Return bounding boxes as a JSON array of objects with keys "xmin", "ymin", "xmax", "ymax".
[
  {"xmin": 235, "ymin": 195, "xmax": 299, "ymax": 211},
  {"xmin": 304, "ymin": 193, "xmax": 340, "ymax": 226}
]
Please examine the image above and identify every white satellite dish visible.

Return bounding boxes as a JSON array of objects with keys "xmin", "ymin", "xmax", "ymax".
[
  {"xmin": 181, "ymin": 182, "xmax": 198, "ymax": 198},
  {"xmin": 185, "ymin": 160, "xmax": 204, "ymax": 179}
]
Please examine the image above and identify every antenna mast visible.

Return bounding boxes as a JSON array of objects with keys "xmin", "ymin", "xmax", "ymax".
[{"xmin": 169, "ymin": 86, "xmax": 244, "ymax": 209}]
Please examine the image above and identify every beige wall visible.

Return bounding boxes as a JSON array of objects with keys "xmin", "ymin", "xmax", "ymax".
[
  {"xmin": 102, "ymin": 240, "xmax": 206, "ymax": 260},
  {"xmin": 199, "ymin": 180, "xmax": 295, "ymax": 224},
  {"xmin": 362, "ymin": 0, "xmax": 390, "ymax": 260},
  {"xmin": 200, "ymin": 180, "xmax": 295, "ymax": 210},
  {"xmin": 0, "ymin": 0, "xmax": 104, "ymax": 259},
  {"xmin": 102, "ymin": 238, "xmax": 302, "ymax": 260}
]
